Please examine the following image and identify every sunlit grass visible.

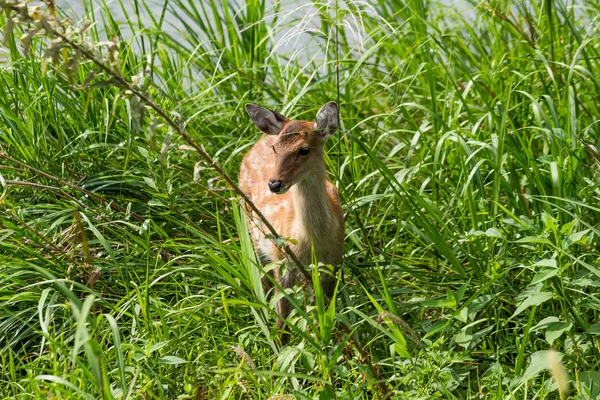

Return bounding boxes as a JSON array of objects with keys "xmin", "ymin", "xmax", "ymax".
[{"xmin": 0, "ymin": 0, "xmax": 599, "ymax": 398}]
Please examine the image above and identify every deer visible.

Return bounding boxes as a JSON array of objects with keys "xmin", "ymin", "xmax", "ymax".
[{"xmin": 239, "ymin": 101, "xmax": 344, "ymax": 342}]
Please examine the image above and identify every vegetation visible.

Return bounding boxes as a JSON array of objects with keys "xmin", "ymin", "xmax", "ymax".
[{"xmin": 0, "ymin": 0, "xmax": 599, "ymax": 398}]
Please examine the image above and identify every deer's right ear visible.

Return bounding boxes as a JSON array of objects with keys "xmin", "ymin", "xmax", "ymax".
[{"xmin": 246, "ymin": 104, "xmax": 287, "ymax": 135}]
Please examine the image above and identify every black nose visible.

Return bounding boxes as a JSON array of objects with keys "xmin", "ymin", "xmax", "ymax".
[{"xmin": 268, "ymin": 180, "xmax": 282, "ymax": 193}]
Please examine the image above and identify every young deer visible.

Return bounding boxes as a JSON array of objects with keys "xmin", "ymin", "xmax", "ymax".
[{"xmin": 239, "ymin": 102, "xmax": 344, "ymax": 337}]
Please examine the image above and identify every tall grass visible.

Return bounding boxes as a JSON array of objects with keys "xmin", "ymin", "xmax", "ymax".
[{"xmin": 0, "ymin": 0, "xmax": 599, "ymax": 398}]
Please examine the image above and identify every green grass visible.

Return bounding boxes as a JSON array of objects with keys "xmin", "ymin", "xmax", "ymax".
[{"xmin": 1, "ymin": 0, "xmax": 600, "ymax": 398}]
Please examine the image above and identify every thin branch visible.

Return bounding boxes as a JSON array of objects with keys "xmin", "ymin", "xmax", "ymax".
[
  {"xmin": 3, "ymin": 179, "xmax": 63, "ymax": 191},
  {"xmin": 1, "ymin": 178, "xmax": 91, "ymax": 210}
]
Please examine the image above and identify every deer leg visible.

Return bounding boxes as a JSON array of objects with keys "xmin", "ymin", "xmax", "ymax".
[
  {"xmin": 319, "ymin": 263, "xmax": 338, "ymax": 300},
  {"xmin": 275, "ymin": 296, "xmax": 292, "ymax": 345},
  {"xmin": 274, "ymin": 264, "xmax": 296, "ymax": 345},
  {"xmin": 320, "ymin": 273, "xmax": 336, "ymax": 300}
]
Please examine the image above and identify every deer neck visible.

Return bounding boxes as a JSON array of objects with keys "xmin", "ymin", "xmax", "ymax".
[{"xmin": 291, "ymin": 166, "xmax": 332, "ymax": 236}]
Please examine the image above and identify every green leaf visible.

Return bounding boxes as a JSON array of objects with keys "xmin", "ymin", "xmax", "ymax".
[
  {"xmin": 143, "ymin": 177, "xmax": 158, "ymax": 190},
  {"xmin": 137, "ymin": 145, "xmax": 151, "ymax": 161},
  {"xmin": 523, "ymin": 350, "xmax": 562, "ymax": 381},
  {"xmin": 532, "ymin": 259, "xmax": 557, "ymax": 268},
  {"xmin": 103, "ymin": 314, "xmax": 128, "ymax": 399},
  {"xmin": 319, "ymin": 385, "xmax": 335, "ymax": 400},
  {"xmin": 455, "ymin": 307, "xmax": 469, "ymax": 323},
  {"xmin": 301, "ymin": 350, "xmax": 315, "ymax": 370},
  {"xmin": 587, "ymin": 322, "xmax": 600, "ymax": 335},
  {"xmin": 454, "ymin": 318, "xmax": 488, "ymax": 349},
  {"xmin": 530, "ymin": 268, "xmax": 559, "ymax": 285},
  {"xmin": 569, "ymin": 278, "xmax": 600, "ymax": 288},
  {"xmin": 72, "ymin": 295, "xmax": 96, "ymax": 361},
  {"xmin": 35, "ymin": 375, "xmax": 95, "ymax": 400},
  {"xmin": 158, "ymin": 356, "xmax": 188, "ymax": 365},
  {"xmin": 276, "ymin": 346, "xmax": 299, "ymax": 372},
  {"xmin": 150, "ymin": 341, "xmax": 170, "ymax": 353},
  {"xmin": 455, "ymin": 328, "xmax": 472, "ymax": 349},
  {"xmin": 468, "ymin": 294, "xmax": 498, "ymax": 317},
  {"xmin": 533, "ymin": 316, "xmax": 573, "ymax": 345},
  {"xmin": 564, "ymin": 229, "xmax": 589, "ymax": 248},
  {"xmin": 484, "ymin": 227, "xmax": 504, "ymax": 238},
  {"xmin": 579, "ymin": 371, "xmax": 600, "ymax": 399},
  {"xmin": 515, "ymin": 236, "xmax": 552, "ymax": 245},
  {"xmin": 560, "ymin": 220, "xmax": 576, "ymax": 235},
  {"xmin": 420, "ymin": 297, "xmax": 456, "ymax": 308},
  {"xmin": 545, "ymin": 321, "xmax": 572, "ymax": 345},
  {"xmin": 512, "ymin": 292, "xmax": 554, "ymax": 318},
  {"xmin": 79, "ymin": 213, "xmax": 116, "ymax": 260},
  {"xmin": 542, "ymin": 212, "xmax": 557, "ymax": 232},
  {"xmin": 532, "ymin": 316, "xmax": 560, "ymax": 331},
  {"xmin": 147, "ymin": 199, "xmax": 166, "ymax": 207},
  {"xmin": 469, "ymin": 228, "xmax": 503, "ymax": 238}
]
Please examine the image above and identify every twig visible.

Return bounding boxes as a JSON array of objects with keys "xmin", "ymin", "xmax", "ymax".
[
  {"xmin": 3, "ymin": 179, "xmax": 64, "ymax": 191},
  {"xmin": 1, "ymin": 179, "xmax": 92, "ymax": 209}
]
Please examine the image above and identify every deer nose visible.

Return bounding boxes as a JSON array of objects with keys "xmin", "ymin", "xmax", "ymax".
[{"xmin": 268, "ymin": 179, "xmax": 282, "ymax": 193}]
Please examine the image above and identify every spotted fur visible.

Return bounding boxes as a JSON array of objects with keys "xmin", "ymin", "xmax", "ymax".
[{"xmin": 239, "ymin": 102, "xmax": 344, "ymax": 339}]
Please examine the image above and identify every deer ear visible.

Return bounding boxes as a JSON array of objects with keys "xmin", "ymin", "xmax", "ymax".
[
  {"xmin": 246, "ymin": 104, "xmax": 287, "ymax": 135},
  {"xmin": 316, "ymin": 101, "xmax": 338, "ymax": 138}
]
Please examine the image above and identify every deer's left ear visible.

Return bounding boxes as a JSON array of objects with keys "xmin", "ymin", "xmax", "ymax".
[{"xmin": 316, "ymin": 101, "xmax": 338, "ymax": 138}]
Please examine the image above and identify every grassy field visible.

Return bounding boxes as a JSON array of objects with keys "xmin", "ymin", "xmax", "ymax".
[{"xmin": 1, "ymin": 0, "xmax": 600, "ymax": 398}]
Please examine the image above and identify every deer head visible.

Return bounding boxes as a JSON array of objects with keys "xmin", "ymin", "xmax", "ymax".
[{"xmin": 246, "ymin": 102, "xmax": 338, "ymax": 194}]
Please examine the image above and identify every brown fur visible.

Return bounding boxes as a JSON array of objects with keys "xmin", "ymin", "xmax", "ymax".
[{"xmin": 239, "ymin": 114, "xmax": 344, "ymax": 341}]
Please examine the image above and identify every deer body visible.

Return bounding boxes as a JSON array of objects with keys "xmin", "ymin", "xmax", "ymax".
[{"xmin": 239, "ymin": 102, "xmax": 344, "ymax": 333}]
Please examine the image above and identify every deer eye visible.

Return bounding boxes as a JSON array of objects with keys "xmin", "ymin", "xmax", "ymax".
[{"xmin": 298, "ymin": 147, "xmax": 310, "ymax": 156}]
